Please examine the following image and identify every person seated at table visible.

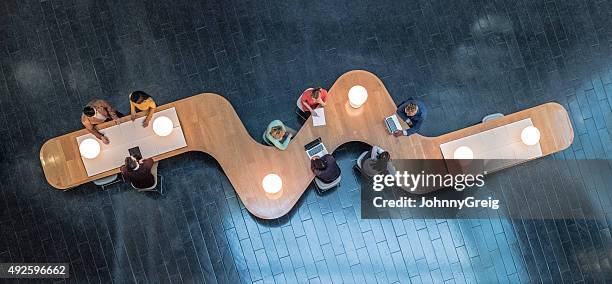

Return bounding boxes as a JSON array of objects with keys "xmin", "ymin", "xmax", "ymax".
[
  {"xmin": 120, "ymin": 155, "xmax": 156, "ymax": 189},
  {"xmin": 393, "ymin": 98, "xmax": 427, "ymax": 137},
  {"xmin": 311, "ymin": 154, "xmax": 341, "ymax": 184},
  {"xmin": 358, "ymin": 146, "xmax": 396, "ymax": 177},
  {"xmin": 81, "ymin": 99, "xmax": 122, "ymax": 144},
  {"xmin": 299, "ymin": 87, "xmax": 329, "ymax": 117},
  {"xmin": 129, "ymin": 90, "xmax": 157, "ymax": 127},
  {"xmin": 264, "ymin": 120, "xmax": 297, "ymax": 150}
]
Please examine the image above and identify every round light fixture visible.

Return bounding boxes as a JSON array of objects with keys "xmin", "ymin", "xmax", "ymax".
[
  {"xmin": 348, "ymin": 85, "xmax": 368, "ymax": 108},
  {"xmin": 521, "ymin": 126, "xmax": 541, "ymax": 146},
  {"xmin": 79, "ymin": 138, "xmax": 101, "ymax": 159},
  {"xmin": 262, "ymin": 173, "xmax": 282, "ymax": 194},
  {"xmin": 453, "ymin": 146, "xmax": 473, "ymax": 159},
  {"xmin": 153, "ymin": 116, "xmax": 174, "ymax": 137}
]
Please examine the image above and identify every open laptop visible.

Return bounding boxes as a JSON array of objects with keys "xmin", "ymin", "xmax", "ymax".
[
  {"xmin": 384, "ymin": 114, "xmax": 403, "ymax": 134},
  {"xmin": 304, "ymin": 137, "xmax": 329, "ymax": 158}
]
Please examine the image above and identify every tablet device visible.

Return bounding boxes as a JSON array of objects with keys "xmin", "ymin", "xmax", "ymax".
[{"xmin": 128, "ymin": 146, "xmax": 142, "ymax": 159}]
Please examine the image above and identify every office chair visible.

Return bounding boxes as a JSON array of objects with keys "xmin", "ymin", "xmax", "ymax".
[
  {"xmin": 93, "ymin": 174, "xmax": 123, "ymax": 191},
  {"xmin": 314, "ymin": 175, "xmax": 342, "ymax": 194},
  {"xmin": 133, "ymin": 162, "xmax": 164, "ymax": 195},
  {"xmin": 295, "ymin": 96, "xmax": 309, "ymax": 121},
  {"xmin": 482, "ymin": 113, "xmax": 504, "ymax": 123}
]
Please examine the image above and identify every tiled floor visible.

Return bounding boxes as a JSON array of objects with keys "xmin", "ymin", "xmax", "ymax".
[{"xmin": 1, "ymin": 0, "xmax": 612, "ymax": 283}]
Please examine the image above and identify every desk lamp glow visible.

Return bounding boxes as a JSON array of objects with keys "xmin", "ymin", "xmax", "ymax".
[
  {"xmin": 521, "ymin": 126, "xmax": 541, "ymax": 146},
  {"xmin": 348, "ymin": 85, "xmax": 368, "ymax": 108},
  {"xmin": 262, "ymin": 173, "xmax": 282, "ymax": 194},
  {"xmin": 453, "ymin": 146, "xmax": 473, "ymax": 159},
  {"xmin": 79, "ymin": 138, "xmax": 101, "ymax": 159},
  {"xmin": 153, "ymin": 116, "xmax": 174, "ymax": 137}
]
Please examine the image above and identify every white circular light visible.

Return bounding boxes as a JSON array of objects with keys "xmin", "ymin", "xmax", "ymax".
[
  {"xmin": 521, "ymin": 126, "xmax": 541, "ymax": 146},
  {"xmin": 153, "ymin": 116, "xmax": 174, "ymax": 137},
  {"xmin": 453, "ymin": 146, "xmax": 473, "ymax": 160},
  {"xmin": 262, "ymin": 173, "xmax": 282, "ymax": 194},
  {"xmin": 79, "ymin": 138, "xmax": 101, "ymax": 159},
  {"xmin": 348, "ymin": 85, "xmax": 368, "ymax": 108}
]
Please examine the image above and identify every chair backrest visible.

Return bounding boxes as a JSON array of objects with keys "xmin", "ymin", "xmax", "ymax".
[
  {"xmin": 315, "ymin": 175, "xmax": 342, "ymax": 190},
  {"xmin": 356, "ymin": 151, "xmax": 369, "ymax": 168},
  {"xmin": 93, "ymin": 174, "xmax": 118, "ymax": 186},
  {"xmin": 482, "ymin": 113, "xmax": 504, "ymax": 123}
]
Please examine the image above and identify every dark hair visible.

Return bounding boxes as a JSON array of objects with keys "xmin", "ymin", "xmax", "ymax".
[
  {"xmin": 130, "ymin": 91, "xmax": 151, "ymax": 103},
  {"xmin": 377, "ymin": 151, "xmax": 390, "ymax": 162},
  {"xmin": 83, "ymin": 106, "xmax": 95, "ymax": 117},
  {"xmin": 374, "ymin": 151, "xmax": 391, "ymax": 172},
  {"xmin": 311, "ymin": 87, "xmax": 322, "ymax": 99},
  {"xmin": 312, "ymin": 157, "xmax": 328, "ymax": 170},
  {"xmin": 125, "ymin": 157, "xmax": 137, "ymax": 171}
]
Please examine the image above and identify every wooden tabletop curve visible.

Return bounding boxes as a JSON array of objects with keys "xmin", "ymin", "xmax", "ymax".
[{"xmin": 39, "ymin": 70, "xmax": 574, "ymax": 219}]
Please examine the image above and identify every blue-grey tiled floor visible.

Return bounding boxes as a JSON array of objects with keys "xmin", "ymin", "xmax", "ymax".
[{"xmin": 1, "ymin": 0, "xmax": 612, "ymax": 283}]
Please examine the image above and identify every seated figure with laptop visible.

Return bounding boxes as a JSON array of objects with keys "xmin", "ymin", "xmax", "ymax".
[
  {"xmin": 264, "ymin": 120, "xmax": 297, "ymax": 150},
  {"xmin": 305, "ymin": 138, "xmax": 340, "ymax": 192},
  {"xmin": 357, "ymin": 145, "xmax": 396, "ymax": 177},
  {"xmin": 311, "ymin": 154, "xmax": 341, "ymax": 185},
  {"xmin": 389, "ymin": 98, "xmax": 427, "ymax": 137},
  {"xmin": 120, "ymin": 150, "xmax": 157, "ymax": 190}
]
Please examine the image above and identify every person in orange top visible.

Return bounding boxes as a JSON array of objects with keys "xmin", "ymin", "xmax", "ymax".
[
  {"xmin": 81, "ymin": 99, "xmax": 121, "ymax": 144},
  {"xmin": 129, "ymin": 91, "xmax": 157, "ymax": 127},
  {"xmin": 299, "ymin": 87, "xmax": 329, "ymax": 117}
]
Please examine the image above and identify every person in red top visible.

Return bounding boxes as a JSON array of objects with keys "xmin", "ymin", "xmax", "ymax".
[
  {"xmin": 120, "ymin": 155, "xmax": 156, "ymax": 189},
  {"xmin": 299, "ymin": 87, "xmax": 329, "ymax": 117}
]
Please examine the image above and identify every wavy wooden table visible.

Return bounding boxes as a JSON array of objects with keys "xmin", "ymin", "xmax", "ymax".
[{"xmin": 40, "ymin": 70, "xmax": 574, "ymax": 219}]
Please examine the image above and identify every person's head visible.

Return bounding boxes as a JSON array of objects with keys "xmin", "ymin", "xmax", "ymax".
[
  {"xmin": 311, "ymin": 87, "xmax": 322, "ymax": 100},
  {"xmin": 130, "ymin": 91, "xmax": 151, "ymax": 104},
  {"xmin": 312, "ymin": 156, "xmax": 328, "ymax": 170},
  {"xmin": 404, "ymin": 103, "xmax": 419, "ymax": 117},
  {"xmin": 374, "ymin": 151, "xmax": 391, "ymax": 172},
  {"xmin": 124, "ymin": 156, "xmax": 138, "ymax": 171},
  {"xmin": 270, "ymin": 125, "xmax": 286, "ymax": 140},
  {"xmin": 83, "ymin": 106, "xmax": 95, "ymax": 117}
]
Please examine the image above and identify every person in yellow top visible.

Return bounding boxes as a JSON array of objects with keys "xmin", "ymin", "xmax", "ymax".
[{"xmin": 129, "ymin": 91, "xmax": 157, "ymax": 127}]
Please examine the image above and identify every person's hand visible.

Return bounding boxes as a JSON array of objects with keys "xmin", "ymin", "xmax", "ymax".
[
  {"xmin": 143, "ymin": 118, "xmax": 150, "ymax": 128},
  {"xmin": 113, "ymin": 119, "xmax": 120, "ymax": 125},
  {"xmin": 393, "ymin": 130, "xmax": 403, "ymax": 137},
  {"xmin": 131, "ymin": 114, "xmax": 136, "ymax": 121},
  {"xmin": 101, "ymin": 136, "xmax": 110, "ymax": 144}
]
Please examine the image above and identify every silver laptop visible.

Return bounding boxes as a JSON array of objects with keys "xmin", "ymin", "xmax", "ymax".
[
  {"xmin": 304, "ymin": 137, "xmax": 329, "ymax": 158},
  {"xmin": 384, "ymin": 114, "xmax": 403, "ymax": 134}
]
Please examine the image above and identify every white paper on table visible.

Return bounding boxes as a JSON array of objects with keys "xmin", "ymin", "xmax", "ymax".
[{"xmin": 312, "ymin": 108, "xmax": 326, "ymax": 126}]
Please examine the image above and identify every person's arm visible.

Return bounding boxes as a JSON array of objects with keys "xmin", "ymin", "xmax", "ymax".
[
  {"xmin": 130, "ymin": 102, "xmax": 136, "ymax": 121},
  {"xmin": 402, "ymin": 117, "xmax": 422, "ymax": 136},
  {"xmin": 143, "ymin": 106, "xmax": 156, "ymax": 127},
  {"xmin": 370, "ymin": 146, "xmax": 383, "ymax": 160},
  {"xmin": 143, "ymin": 158, "xmax": 154, "ymax": 172},
  {"xmin": 83, "ymin": 117, "xmax": 109, "ymax": 144},
  {"xmin": 317, "ymin": 89, "xmax": 328, "ymax": 107},
  {"xmin": 120, "ymin": 166, "xmax": 129, "ymax": 181},
  {"xmin": 100, "ymin": 100, "xmax": 119, "ymax": 121}
]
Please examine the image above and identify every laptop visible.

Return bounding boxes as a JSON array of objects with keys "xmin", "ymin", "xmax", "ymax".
[
  {"xmin": 304, "ymin": 137, "xmax": 329, "ymax": 159},
  {"xmin": 384, "ymin": 114, "xmax": 403, "ymax": 134}
]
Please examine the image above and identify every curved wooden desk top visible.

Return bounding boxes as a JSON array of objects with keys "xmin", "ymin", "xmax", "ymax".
[{"xmin": 40, "ymin": 70, "xmax": 574, "ymax": 219}]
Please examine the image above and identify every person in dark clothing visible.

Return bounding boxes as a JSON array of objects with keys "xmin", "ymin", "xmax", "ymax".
[
  {"xmin": 359, "ymin": 145, "xmax": 396, "ymax": 177},
  {"xmin": 310, "ymin": 154, "xmax": 341, "ymax": 184},
  {"xmin": 393, "ymin": 98, "xmax": 427, "ymax": 137},
  {"xmin": 120, "ymin": 155, "xmax": 156, "ymax": 189}
]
